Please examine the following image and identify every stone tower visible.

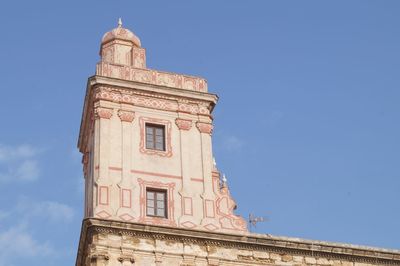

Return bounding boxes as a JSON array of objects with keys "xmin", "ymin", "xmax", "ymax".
[{"xmin": 76, "ymin": 21, "xmax": 400, "ymax": 266}]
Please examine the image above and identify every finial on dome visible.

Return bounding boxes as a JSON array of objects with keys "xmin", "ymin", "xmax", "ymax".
[{"xmin": 118, "ymin": 18, "xmax": 123, "ymax": 28}]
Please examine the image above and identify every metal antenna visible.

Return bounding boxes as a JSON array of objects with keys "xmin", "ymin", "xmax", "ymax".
[{"xmin": 248, "ymin": 213, "xmax": 268, "ymax": 231}]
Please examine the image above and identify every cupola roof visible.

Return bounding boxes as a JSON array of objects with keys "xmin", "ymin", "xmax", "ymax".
[{"xmin": 101, "ymin": 18, "xmax": 141, "ymax": 47}]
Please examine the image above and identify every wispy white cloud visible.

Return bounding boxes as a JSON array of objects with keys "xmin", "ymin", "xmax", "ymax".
[
  {"xmin": 0, "ymin": 144, "xmax": 40, "ymax": 162},
  {"xmin": 0, "ymin": 224, "xmax": 54, "ymax": 264},
  {"xmin": 0, "ymin": 229, "xmax": 53, "ymax": 266},
  {"xmin": 0, "ymin": 198, "xmax": 75, "ymax": 265},
  {"xmin": 16, "ymin": 197, "xmax": 75, "ymax": 223},
  {"xmin": 0, "ymin": 144, "xmax": 42, "ymax": 182},
  {"xmin": 223, "ymin": 135, "xmax": 244, "ymax": 152}
]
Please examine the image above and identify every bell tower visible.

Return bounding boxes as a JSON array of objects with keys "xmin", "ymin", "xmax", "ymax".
[
  {"xmin": 75, "ymin": 20, "xmax": 400, "ymax": 266},
  {"xmin": 76, "ymin": 20, "xmax": 247, "ymax": 265}
]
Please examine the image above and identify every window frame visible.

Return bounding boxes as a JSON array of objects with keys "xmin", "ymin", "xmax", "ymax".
[
  {"xmin": 145, "ymin": 123, "xmax": 166, "ymax": 151},
  {"xmin": 146, "ymin": 188, "xmax": 168, "ymax": 218}
]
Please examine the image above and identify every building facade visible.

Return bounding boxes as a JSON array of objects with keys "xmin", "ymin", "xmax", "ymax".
[{"xmin": 76, "ymin": 21, "xmax": 400, "ymax": 265}]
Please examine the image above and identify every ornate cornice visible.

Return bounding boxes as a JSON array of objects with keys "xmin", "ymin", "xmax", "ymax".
[
  {"xmin": 118, "ymin": 110, "xmax": 135, "ymax": 122},
  {"xmin": 96, "ymin": 61, "xmax": 208, "ymax": 92},
  {"xmin": 196, "ymin": 122, "xmax": 213, "ymax": 135},
  {"xmin": 76, "ymin": 219, "xmax": 400, "ymax": 266},
  {"xmin": 93, "ymin": 86, "xmax": 211, "ymax": 116},
  {"xmin": 175, "ymin": 118, "xmax": 193, "ymax": 131}
]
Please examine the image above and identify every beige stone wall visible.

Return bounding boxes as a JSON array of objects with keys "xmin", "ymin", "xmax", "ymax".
[
  {"xmin": 76, "ymin": 219, "xmax": 400, "ymax": 266},
  {"xmin": 79, "ymin": 77, "xmax": 247, "ymax": 235},
  {"xmin": 78, "ymin": 22, "xmax": 247, "ymax": 237}
]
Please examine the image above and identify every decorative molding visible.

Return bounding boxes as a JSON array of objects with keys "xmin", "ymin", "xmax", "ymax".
[
  {"xmin": 94, "ymin": 107, "xmax": 113, "ymax": 120},
  {"xmin": 131, "ymin": 169, "xmax": 182, "ymax": 180},
  {"xmin": 196, "ymin": 122, "xmax": 213, "ymax": 135},
  {"xmin": 99, "ymin": 186, "xmax": 109, "ymax": 206},
  {"xmin": 215, "ymin": 189, "xmax": 247, "ymax": 232},
  {"xmin": 121, "ymin": 189, "xmax": 132, "ymax": 208},
  {"xmin": 139, "ymin": 117, "xmax": 172, "ymax": 157},
  {"xmin": 137, "ymin": 178, "xmax": 177, "ymax": 227},
  {"xmin": 175, "ymin": 118, "xmax": 192, "ymax": 131},
  {"xmin": 183, "ymin": 197, "xmax": 193, "ymax": 216},
  {"xmin": 93, "ymin": 86, "xmax": 211, "ymax": 116},
  {"xmin": 96, "ymin": 61, "xmax": 208, "ymax": 92},
  {"xmin": 118, "ymin": 110, "xmax": 135, "ymax": 122},
  {"xmin": 77, "ymin": 219, "xmax": 400, "ymax": 266}
]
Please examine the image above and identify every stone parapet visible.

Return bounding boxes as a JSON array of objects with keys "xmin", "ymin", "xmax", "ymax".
[{"xmin": 96, "ymin": 61, "xmax": 208, "ymax": 92}]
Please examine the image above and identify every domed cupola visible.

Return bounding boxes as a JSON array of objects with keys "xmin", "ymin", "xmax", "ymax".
[
  {"xmin": 99, "ymin": 18, "xmax": 146, "ymax": 68},
  {"xmin": 101, "ymin": 18, "xmax": 141, "ymax": 47}
]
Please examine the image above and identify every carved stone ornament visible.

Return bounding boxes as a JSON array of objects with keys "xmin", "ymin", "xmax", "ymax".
[
  {"xmin": 118, "ymin": 110, "xmax": 135, "ymax": 122},
  {"xmin": 175, "ymin": 118, "xmax": 192, "ymax": 130},
  {"xmin": 196, "ymin": 122, "xmax": 213, "ymax": 135},
  {"xmin": 94, "ymin": 107, "xmax": 113, "ymax": 120}
]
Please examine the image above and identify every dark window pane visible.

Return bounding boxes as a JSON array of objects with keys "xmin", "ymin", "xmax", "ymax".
[
  {"xmin": 146, "ymin": 189, "xmax": 167, "ymax": 218},
  {"xmin": 147, "ymin": 199, "xmax": 154, "ymax": 208},
  {"xmin": 146, "ymin": 191, "xmax": 154, "ymax": 199},
  {"xmin": 145, "ymin": 124, "xmax": 165, "ymax": 151},
  {"xmin": 147, "ymin": 207, "xmax": 154, "ymax": 216},
  {"xmin": 156, "ymin": 208, "xmax": 164, "ymax": 217},
  {"xmin": 157, "ymin": 201, "xmax": 164, "ymax": 208},
  {"xmin": 156, "ymin": 193, "xmax": 164, "ymax": 200},
  {"xmin": 155, "ymin": 128, "xmax": 163, "ymax": 136},
  {"xmin": 155, "ymin": 142, "xmax": 163, "ymax": 151}
]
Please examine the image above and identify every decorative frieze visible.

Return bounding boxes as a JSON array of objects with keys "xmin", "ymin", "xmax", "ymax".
[
  {"xmin": 93, "ymin": 86, "xmax": 211, "ymax": 116},
  {"xmin": 76, "ymin": 219, "xmax": 400, "ymax": 266},
  {"xmin": 96, "ymin": 61, "xmax": 208, "ymax": 92}
]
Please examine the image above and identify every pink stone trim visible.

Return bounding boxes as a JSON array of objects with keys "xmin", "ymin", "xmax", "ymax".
[
  {"xmin": 96, "ymin": 210, "xmax": 112, "ymax": 219},
  {"xmin": 196, "ymin": 122, "xmax": 213, "ymax": 135},
  {"xmin": 183, "ymin": 197, "xmax": 193, "ymax": 216},
  {"xmin": 190, "ymin": 178, "xmax": 204, "ymax": 183},
  {"xmin": 137, "ymin": 178, "xmax": 176, "ymax": 227},
  {"xmin": 109, "ymin": 166, "xmax": 122, "ymax": 171},
  {"xmin": 139, "ymin": 117, "xmax": 172, "ymax": 157},
  {"xmin": 121, "ymin": 189, "xmax": 131, "ymax": 208},
  {"xmin": 181, "ymin": 221, "xmax": 196, "ymax": 229},
  {"xmin": 204, "ymin": 223, "xmax": 218, "ymax": 231},
  {"xmin": 94, "ymin": 107, "xmax": 113, "ymax": 120},
  {"xmin": 96, "ymin": 62, "xmax": 207, "ymax": 92},
  {"xmin": 175, "ymin": 118, "xmax": 192, "ymax": 131},
  {"xmin": 94, "ymin": 87, "xmax": 211, "ymax": 116},
  {"xmin": 99, "ymin": 186, "xmax": 109, "ymax": 205},
  {"xmin": 119, "ymin": 213, "xmax": 134, "ymax": 221},
  {"xmin": 205, "ymin": 199, "xmax": 215, "ymax": 218},
  {"xmin": 131, "ymin": 169, "xmax": 182, "ymax": 180},
  {"xmin": 118, "ymin": 110, "xmax": 135, "ymax": 122}
]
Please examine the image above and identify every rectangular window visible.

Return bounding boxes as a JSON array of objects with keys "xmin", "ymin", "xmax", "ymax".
[
  {"xmin": 146, "ymin": 189, "xmax": 167, "ymax": 218},
  {"xmin": 145, "ymin": 124, "xmax": 165, "ymax": 151}
]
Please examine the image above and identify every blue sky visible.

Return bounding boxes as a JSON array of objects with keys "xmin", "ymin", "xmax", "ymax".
[{"xmin": 0, "ymin": 1, "xmax": 399, "ymax": 265}]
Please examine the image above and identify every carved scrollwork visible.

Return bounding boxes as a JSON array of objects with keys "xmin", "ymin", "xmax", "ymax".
[
  {"xmin": 196, "ymin": 122, "xmax": 213, "ymax": 135},
  {"xmin": 94, "ymin": 107, "xmax": 113, "ymax": 120},
  {"xmin": 118, "ymin": 110, "xmax": 135, "ymax": 122}
]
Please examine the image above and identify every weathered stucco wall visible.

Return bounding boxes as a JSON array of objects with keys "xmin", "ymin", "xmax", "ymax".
[{"xmin": 76, "ymin": 219, "xmax": 400, "ymax": 266}]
